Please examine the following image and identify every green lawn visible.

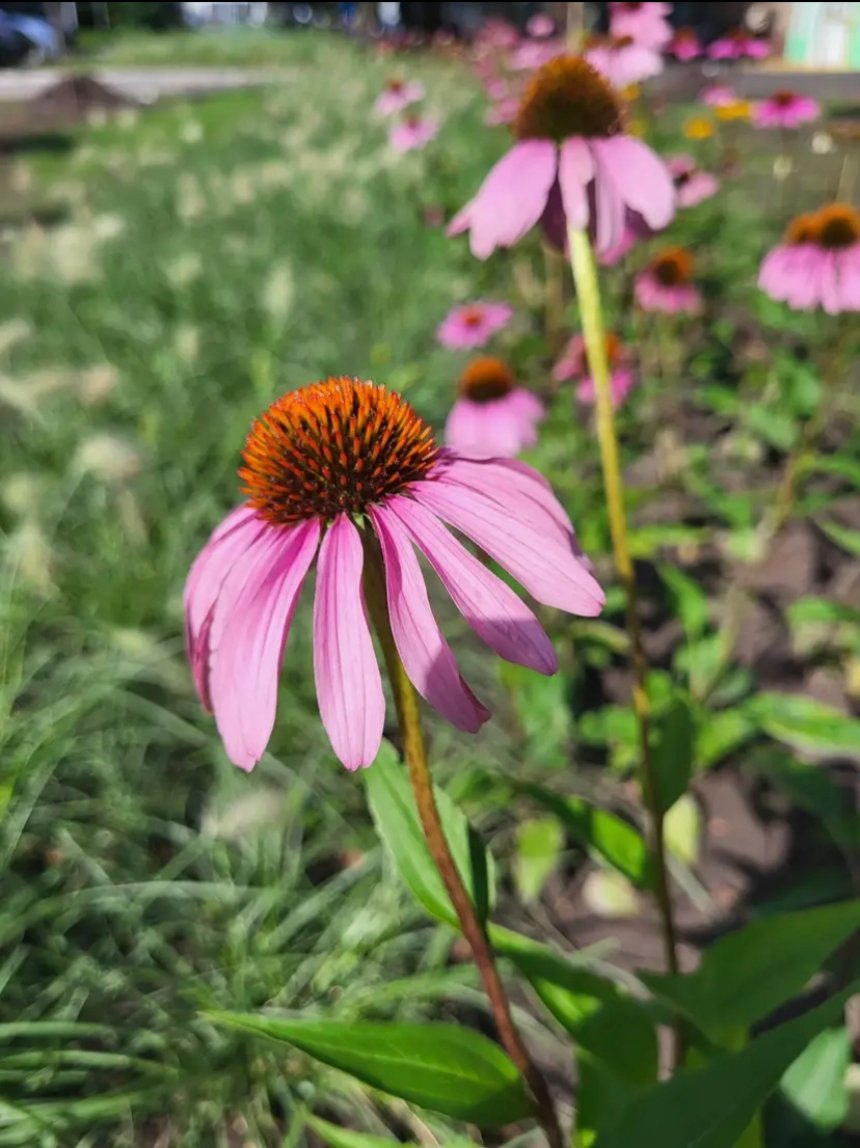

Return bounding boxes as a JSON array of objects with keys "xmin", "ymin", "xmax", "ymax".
[
  {"xmin": 1, "ymin": 26, "xmax": 858, "ymax": 1148},
  {"xmin": 0, "ymin": 33, "xmax": 548, "ymax": 1147},
  {"xmin": 77, "ymin": 25, "xmax": 312, "ymax": 68}
]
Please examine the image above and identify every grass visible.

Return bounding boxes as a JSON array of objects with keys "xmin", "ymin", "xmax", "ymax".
[
  {"xmin": 76, "ymin": 26, "xmax": 314, "ymax": 69},
  {"xmin": 0, "ymin": 34, "xmax": 513, "ymax": 1146},
  {"xmin": 1, "ymin": 24, "xmax": 859, "ymax": 1148}
]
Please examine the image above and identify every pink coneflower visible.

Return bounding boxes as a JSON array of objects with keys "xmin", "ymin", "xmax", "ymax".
[
  {"xmin": 185, "ymin": 378, "xmax": 603, "ymax": 771},
  {"xmin": 758, "ymin": 205, "xmax": 860, "ymax": 315},
  {"xmin": 476, "ymin": 18, "xmax": 520, "ymax": 52},
  {"xmin": 669, "ymin": 154, "xmax": 719, "ymax": 207},
  {"xmin": 473, "ymin": 54, "xmax": 500, "ymax": 85},
  {"xmin": 635, "ymin": 246, "xmax": 702, "ymax": 314},
  {"xmin": 553, "ymin": 333, "xmax": 635, "ymax": 407},
  {"xmin": 701, "ymin": 83, "xmax": 736, "ymax": 108},
  {"xmin": 390, "ymin": 115, "xmax": 439, "ymax": 152},
  {"xmin": 527, "ymin": 13, "xmax": 556, "ymax": 39},
  {"xmin": 753, "ymin": 90, "xmax": 821, "ymax": 129},
  {"xmin": 598, "ymin": 223, "xmax": 638, "ymax": 266},
  {"xmin": 509, "ymin": 38, "xmax": 564, "ymax": 72},
  {"xmin": 437, "ymin": 301, "xmax": 513, "ymax": 349},
  {"xmin": 444, "ymin": 357, "xmax": 544, "ymax": 457},
  {"xmin": 609, "ymin": 2, "xmax": 672, "ymax": 50},
  {"xmin": 375, "ymin": 77, "xmax": 425, "ymax": 117},
  {"xmin": 585, "ymin": 34, "xmax": 663, "ymax": 88},
  {"xmin": 667, "ymin": 27, "xmax": 702, "ymax": 61},
  {"xmin": 448, "ymin": 55, "xmax": 674, "ymax": 259},
  {"xmin": 485, "ymin": 96, "xmax": 520, "ymax": 126},
  {"xmin": 708, "ymin": 29, "xmax": 770, "ymax": 60}
]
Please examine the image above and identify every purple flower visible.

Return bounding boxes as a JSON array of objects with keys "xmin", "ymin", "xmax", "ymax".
[
  {"xmin": 553, "ymin": 333, "xmax": 636, "ymax": 408},
  {"xmin": 448, "ymin": 55, "xmax": 674, "ymax": 259},
  {"xmin": 375, "ymin": 78, "xmax": 425, "ymax": 117},
  {"xmin": 753, "ymin": 90, "xmax": 821, "ymax": 129},
  {"xmin": 185, "ymin": 379, "xmax": 602, "ymax": 771},
  {"xmin": 389, "ymin": 115, "xmax": 439, "ymax": 152},
  {"xmin": 759, "ymin": 205, "xmax": 860, "ymax": 314},
  {"xmin": 437, "ymin": 301, "xmax": 513, "ymax": 349},
  {"xmin": 445, "ymin": 357, "xmax": 544, "ymax": 457},
  {"xmin": 669, "ymin": 154, "xmax": 719, "ymax": 207},
  {"xmin": 635, "ymin": 247, "xmax": 703, "ymax": 314}
]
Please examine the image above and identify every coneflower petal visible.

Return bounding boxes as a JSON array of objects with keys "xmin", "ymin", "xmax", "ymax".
[
  {"xmin": 388, "ymin": 494, "xmax": 558, "ymax": 674},
  {"xmin": 414, "ymin": 481, "xmax": 604, "ymax": 616},
  {"xmin": 370, "ymin": 504, "xmax": 490, "ymax": 733},
  {"xmin": 313, "ymin": 515, "xmax": 385, "ymax": 771},
  {"xmin": 210, "ymin": 518, "xmax": 320, "ymax": 771}
]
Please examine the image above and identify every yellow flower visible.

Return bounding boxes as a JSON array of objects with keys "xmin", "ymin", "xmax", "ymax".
[
  {"xmin": 715, "ymin": 100, "xmax": 752, "ymax": 122},
  {"xmin": 683, "ymin": 115, "xmax": 715, "ymax": 140}
]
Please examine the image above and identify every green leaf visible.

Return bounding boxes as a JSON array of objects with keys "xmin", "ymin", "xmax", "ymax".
[
  {"xmin": 577, "ymin": 705, "xmax": 638, "ymax": 771},
  {"xmin": 306, "ymin": 1115, "xmax": 404, "ymax": 1148},
  {"xmin": 651, "ymin": 696, "xmax": 694, "ymax": 813},
  {"xmin": 749, "ymin": 693, "xmax": 860, "ymax": 761},
  {"xmin": 801, "ymin": 453, "xmax": 860, "ymax": 488},
  {"xmin": 513, "ymin": 817, "xmax": 564, "ymax": 904},
  {"xmin": 628, "ymin": 525, "xmax": 707, "ymax": 558},
  {"xmin": 576, "ymin": 1052, "xmax": 642, "ymax": 1148},
  {"xmin": 581, "ymin": 870, "xmax": 639, "ymax": 918},
  {"xmin": 780, "ymin": 1027, "xmax": 850, "ymax": 1131},
  {"xmin": 498, "ymin": 662, "xmax": 571, "ymax": 766},
  {"xmin": 663, "ymin": 794, "xmax": 701, "ymax": 866},
  {"xmin": 787, "ymin": 597, "xmax": 860, "ymax": 628},
  {"xmin": 364, "ymin": 742, "xmax": 495, "ymax": 926},
  {"xmin": 495, "ymin": 930, "xmax": 656, "ymax": 1075},
  {"xmin": 751, "ymin": 752, "xmax": 858, "ymax": 850},
  {"xmin": 514, "ymin": 781, "xmax": 653, "ymax": 890},
  {"xmin": 208, "ymin": 1013, "xmax": 530, "ymax": 1126},
  {"xmin": 594, "ymin": 986, "xmax": 856, "ymax": 1148},
  {"xmin": 745, "ymin": 405, "xmax": 797, "ymax": 451},
  {"xmin": 698, "ymin": 384, "xmax": 741, "ymax": 417},
  {"xmin": 820, "ymin": 520, "xmax": 860, "ymax": 558},
  {"xmin": 660, "ymin": 566, "xmax": 709, "ymax": 641},
  {"xmin": 695, "ymin": 708, "xmax": 756, "ymax": 768},
  {"xmin": 642, "ymin": 899, "xmax": 860, "ymax": 1042},
  {"xmin": 674, "ymin": 634, "xmax": 725, "ymax": 699}
]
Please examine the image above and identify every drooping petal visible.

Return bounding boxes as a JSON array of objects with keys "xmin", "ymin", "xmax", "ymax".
[
  {"xmin": 388, "ymin": 494, "xmax": 557, "ymax": 674},
  {"xmin": 836, "ymin": 247, "xmax": 860, "ymax": 312},
  {"xmin": 436, "ymin": 455, "xmax": 574, "ymax": 549},
  {"xmin": 598, "ymin": 136, "xmax": 675, "ymax": 231},
  {"xmin": 184, "ymin": 505, "xmax": 266, "ymax": 707},
  {"xmin": 414, "ymin": 480, "xmax": 604, "ymax": 616},
  {"xmin": 558, "ymin": 137, "xmax": 594, "ymax": 232},
  {"xmin": 370, "ymin": 505, "xmax": 489, "ymax": 732},
  {"xmin": 185, "ymin": 505, "xmax": 259, "ymax": 645},
  {"xmin": 445, "ymin": 392, "xmax": 542, "ymax": 459},
  {"xmin": 209, "ymin": 518, "xmax": 320, "ymax": 771},
  {"xmin": 456, "ymin": 140, "xmax": 558, "ymax": 259},
  {"xmin": 444, "ymin": 398, "xmax": 491, "ymax": 455},
  {"xmin": 589, "ymin": 141, "xmax": 626, "ymax": 253},
  {"xmin": 820, "ymin": 251, "xmax": 842, "ymax": 316},
  {"xmin": 313, "ymin": 515, "xmax": 385, "ymax": 770}
]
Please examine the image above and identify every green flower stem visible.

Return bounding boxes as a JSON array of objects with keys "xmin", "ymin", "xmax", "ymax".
[
  {"xmin": 566, "ymin": 2, "xmax": 585, "ymax": 49},
  {"xmin": 769, "ymin": 324, "xmax": 852, "ymax": 537},
  {"xmin": 543, "ymin": 244, "xmax": 567, "ymax": 360},
  {"xmin": 363, "ymin": 543, "xmax": 564, "ymax": 1148},
  {"xmin": 567, "ymin": 227, "xmax": 682, "ymax": 1006},
  {"xmin": 836, "ymin": 147, "xmax": 858, "ymax": 203}
]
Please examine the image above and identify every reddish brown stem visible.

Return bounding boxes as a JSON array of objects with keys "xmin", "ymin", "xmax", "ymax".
[{"xmin": 364, "ymin": 548, "xmax": 563, "ymax": 1148}]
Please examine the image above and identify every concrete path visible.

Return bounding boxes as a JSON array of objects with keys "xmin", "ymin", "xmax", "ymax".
[
  {"xmin": 654, "ymin": 63, "xmax": 860, "ymax": 104},
  {"xmin": 0, "ymin": 67, "xmax": 280, "ymax": 104}
]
